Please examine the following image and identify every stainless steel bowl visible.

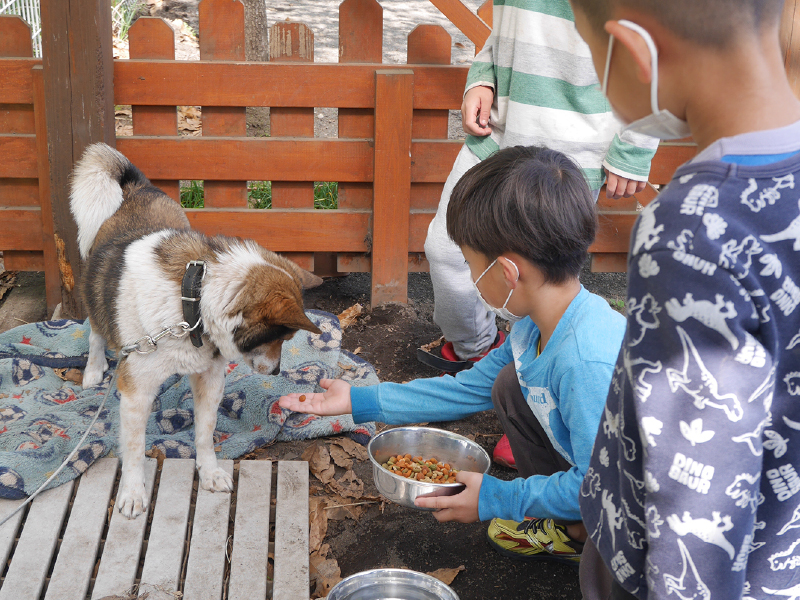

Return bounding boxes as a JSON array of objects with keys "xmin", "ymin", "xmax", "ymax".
[
  {"xmin": 326, "ymin": 568, "xmax": 460, "ymax": 600},
  {"xmin": 367, "ymin": 426, "xmax": 491, "ymax": 511}
]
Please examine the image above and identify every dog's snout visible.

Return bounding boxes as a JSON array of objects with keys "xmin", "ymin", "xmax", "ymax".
[{"xmin": 270, "ymin": 364, "xmax": 281, "ymax": 376}]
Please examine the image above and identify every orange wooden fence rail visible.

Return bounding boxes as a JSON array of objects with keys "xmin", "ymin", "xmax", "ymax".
[{"xmin": 11, "ymin": 0, "xmax": 776, "ymax": 311}]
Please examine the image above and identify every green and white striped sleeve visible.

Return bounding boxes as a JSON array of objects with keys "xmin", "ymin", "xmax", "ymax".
[
  {"xmin": 602, "ymin": 129, "xmax": 660, "ymax": 182},
  {"xmin": 464, "ymin": 33, "xmax": 496, "ymax": 95}
]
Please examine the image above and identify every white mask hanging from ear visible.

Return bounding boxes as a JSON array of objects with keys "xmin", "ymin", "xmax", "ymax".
[
  {"xmin": 602, "ymin": 19, "xmax": 692, "ymax": 140},
  {"xmin": 471, "ymin": 258, "xmax": 524, "ymax": 324}
]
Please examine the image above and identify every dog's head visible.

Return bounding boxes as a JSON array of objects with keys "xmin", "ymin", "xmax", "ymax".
[{"xmin": 222, "ymin": 257, "xmax": 322, "ymax": 376}]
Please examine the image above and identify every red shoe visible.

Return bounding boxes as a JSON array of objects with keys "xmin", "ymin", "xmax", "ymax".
[
  {"xmin": 441, "ymin": 330, "xmax": 506, "ymax": 364},
  {"xmin": 493, "ymin": 434, "xmax": 517, "ymax": 469}
]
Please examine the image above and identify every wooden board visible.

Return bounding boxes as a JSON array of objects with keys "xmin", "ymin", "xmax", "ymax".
[
  {"xmin": 0, "ymin": 480, "xmax": 74, "ymax": 600},
  {"xmin": 228, "ymin": 461, "xmax": 273, "ymax": 600},
  {"xmin": 90, "ymin": 458, "xmax": 158, "ymax": 600},
  {"xmin": 45, "ymin": 458, "xmax": 119, "ymax": 600},
  {"xmin": 138, "ymin": 458, "xmax": 195, "ymax": 599},
  {"xmin": 273, "ymin": 461, "xmax": 310, "ymax": 600},
  {"xmin": 371, "ymin": 70, "xmax": 414, "ymax": 305},
  {"xmin": 182, "ymin": 460, "xmax": 235, "ymax": 600}
]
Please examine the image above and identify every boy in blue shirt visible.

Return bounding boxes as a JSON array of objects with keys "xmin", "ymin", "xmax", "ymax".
[
  {"xmin": 567, "ymin": 0, "xmax": 800, "ymax": 597},
  {"xmin": 280, "ymin": 145, "xmax": 626, "ymax": 564}
]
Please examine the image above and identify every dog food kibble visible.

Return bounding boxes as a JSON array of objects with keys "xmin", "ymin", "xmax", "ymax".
[
  {"xmin": 299, "ymin": 394, "xmax": 306, "ymax": 402},
  {"xmin": 380, "ymin": 454, "xmax": 459, "ymax": 484}
]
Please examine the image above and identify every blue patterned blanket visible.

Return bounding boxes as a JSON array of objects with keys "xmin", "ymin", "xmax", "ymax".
[{"xmin": 0, "ymin": 310, "xmax": 377, "ymax": 499}]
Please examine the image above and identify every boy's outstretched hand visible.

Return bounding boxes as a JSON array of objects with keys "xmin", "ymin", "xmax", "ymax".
[
  {"xmin": 461, "ymin": 85, "xmax": 493, "ymax": 136},
  {"xmin": 414, "ymin": 471, "xmax": 483, "ymax": 523},
  {"xmin": 605, "ymin": 169, "xmax": 647, "ymax": 199},
  {"xmin": 278, "ymin": 378, "xmax": 352, "ymax": 416}
]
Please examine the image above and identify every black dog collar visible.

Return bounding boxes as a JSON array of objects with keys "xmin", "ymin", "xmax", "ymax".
[{"xmin": 181, "ymin": 260, "xmax": 205, "ymax": 348}]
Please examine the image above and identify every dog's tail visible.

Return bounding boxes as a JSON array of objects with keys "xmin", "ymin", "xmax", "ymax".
[{"xmin": 69, "ymin": 142, "xmax": 148, "ymax": 259}]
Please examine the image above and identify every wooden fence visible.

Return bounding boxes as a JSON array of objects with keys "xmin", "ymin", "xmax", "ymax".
[{"xmin": 2, "ymin": 0, "xmax": 799, "ymax": 315}]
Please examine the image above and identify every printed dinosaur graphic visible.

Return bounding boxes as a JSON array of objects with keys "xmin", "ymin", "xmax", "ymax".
[
  {"xmin": 665, "ymin": 293, "xmax": 739, "ymax": 349},
  {"xmin": 666, "ymin": 327, "xmax": 744, "ymax": 422}
]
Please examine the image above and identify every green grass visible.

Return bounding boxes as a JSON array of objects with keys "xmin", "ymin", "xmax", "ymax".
[
  {"xmin": 111, "ymin": 0, "xmax": 143, "ymax": 41},
  {"xmin": 180, "ymin": 180, "xmax": 205, "ymax": 208},
  {"xmin": 608, "ymin": 298, "xmax": 626, "ymax": 313},
  {"xmin": 180, "ymin": 181, "xmax": 339, "ymax": 209}
]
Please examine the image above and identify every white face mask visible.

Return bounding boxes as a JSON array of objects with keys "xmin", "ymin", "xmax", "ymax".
[
  {"xmin": 471, "ymin": 259, "xmax": 524, "ymax": 323},
  {"xmin": 602, "ymin": 19, "xmax": 692, "ymax": 140}
]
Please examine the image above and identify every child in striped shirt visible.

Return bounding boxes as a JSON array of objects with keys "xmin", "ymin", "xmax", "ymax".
[{"xmin": 423, "ymin": 0, "xmax": 658, "ymax": 377}]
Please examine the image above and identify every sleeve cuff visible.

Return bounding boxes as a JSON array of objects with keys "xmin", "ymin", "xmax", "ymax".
[
  {"xmin": 477, "ymin": 474, "xmax": 505, "ymax": 521},
  {"xmin": 602, "ymin": 160, "xmax": 649, "ymax": 182},
  {"xmin": 463, "ymin": 81, "xmax": 495, "ymax": 99},
  {"xmin": 350, "ymin": 385, "xmax": 383, "ymax": 424}
]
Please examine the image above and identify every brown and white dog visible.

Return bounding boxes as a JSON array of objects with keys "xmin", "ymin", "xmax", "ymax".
[{"xmin": 70, "ymin": 143, "xmax": 322, "ymax": 519}]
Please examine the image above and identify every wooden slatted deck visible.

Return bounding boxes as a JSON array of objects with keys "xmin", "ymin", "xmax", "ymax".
[{"xmin": 0, "ymin": 458, "xmax": 309, "ymax": 599}]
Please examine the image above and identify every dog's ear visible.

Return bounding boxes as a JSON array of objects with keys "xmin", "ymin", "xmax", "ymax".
[
  {"xmin": 275, "ymin": 297, "xmax": 322, "ymax": 335},
  {"xmin": 288, "ymin": 263, "xmax": 323, "ymax": 290}
]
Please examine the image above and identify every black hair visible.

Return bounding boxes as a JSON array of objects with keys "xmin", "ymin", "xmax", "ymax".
[
  {"xmin": 446, "ymin": 145, "xmax": 597, "ymax": 285},
  {"xmin": 571, "ymin": 0, "xmax": 785, "ymax": 46}
]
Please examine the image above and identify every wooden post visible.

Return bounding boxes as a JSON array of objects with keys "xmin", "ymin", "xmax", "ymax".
[
  {"xmin": 372, "ymin": 70, "xmax": 413, "ymax": 305},
  {"xmin": 407, "ymin": 25, "xmax": 451, "ymax": 272},
  {"xmin": 199, "ymin": 0, "xmax": 248, "ymax": 207},
  {"xmin": 40, "ymin": 0, "xmax": 115, "ymax": 318},
  {"xmin": 32, "ymin": 66, "xmax": 61, "ymax": 316},
  {"xmin": 269, "ymin": 22, "xmax": 315, "ymax": 210},
  {"xmin": 268, "ymin": 21, "xmax": 316, "ymax": 272},
  {"xmin": 129, "ymin": 18, "xmax": 180, "ymax": 201},
  {"xmin": 338, "ymin": 0, "xmax": 382, "ymax": 212},
  {"xmin": 334, "ymin": 0, "xmax": 384, "ymax": 279}
]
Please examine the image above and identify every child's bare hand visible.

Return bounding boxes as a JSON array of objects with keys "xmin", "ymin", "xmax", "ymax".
[
  {"xmin": 605, "ymin": 170, "xmax": 647, "ymax": 199},
  {"xmin": 414, "ymin": 471, "xmax": 482, "ymax": 522},
  {"xmin": 278, "ymin": 378, "xmax": 352, "ymax": 416},
  {"xmin": 461, "ymin": 86, "xmax": 494, "ymax": 136}
]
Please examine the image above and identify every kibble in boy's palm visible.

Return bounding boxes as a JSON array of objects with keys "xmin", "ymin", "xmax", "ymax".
[{"xmin": 279, "ymin": 378, "xmax": 352, "ymax": 416}]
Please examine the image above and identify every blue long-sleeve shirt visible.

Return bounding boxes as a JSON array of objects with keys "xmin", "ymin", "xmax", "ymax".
[
  {"xmin": 351, "ymin": 287, "xmax": 625, "ymax": 522},
  {"xmin": 580, "ymin": 120, "xmax": 800, "ymax": 599}
]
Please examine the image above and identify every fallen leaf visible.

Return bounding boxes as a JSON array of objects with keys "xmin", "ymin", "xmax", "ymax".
[
  {"xmin": 337, "ymin": 303, "xmax": 363, "ymax": 329},
  {"xmin": 329, "ymin": 437, "xmax": 369, "ymax": 462},
  {"xmin": 328, "ymin": 468, "xmax": 364, "ymax": 499},
  {"xmin": 308, "ymin": 496, "xmax": 329, "ymax": 553},
  {"xmin": 421, "ymin": 336, "xmax": 444, "ymax": 352},
  {"xmin": 353, "ymin": 347, "xmax": 362, "ymax": 355},
  {"xmin": 337, "ymin": 362, "xmax": 353, "ymax": 371},
  {"xmin": 454, "ymin": 42, "xmax": 466, "ymax": 49},
  {"xmin": 328, "ymin": 444, "xmax": 353, "ymax": 470},
  {"xmin": 302, "ymin": 443, "xmax": 336, "ymax": 484},
  {"xmin": 178, "ymin": 105, "xmax": 202, "ymax": 135},
  {"xmin": 145, "ymin": 446, "xmax": 166, "ymax": 470},
  {"xmin": 54, "ymin": 368, "xmax": 83, "ymax": 385},
  {"xmin": 310, "ymin": 552, "xmax": 342, "ymax": 598},
  {"xmin": 427, "ymin": 565, "xmax": 465, "ymax": 586}
]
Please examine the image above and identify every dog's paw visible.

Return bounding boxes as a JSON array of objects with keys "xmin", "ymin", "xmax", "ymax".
[
  {"xmin": 117, "ymin": 481, "xmax": 148, "ymax": 519},
  {"xmin": 199, "ymin": 466, "xmax": 234, "ymax": 493},
  {"xmin": 82, "ymin": 360, "xmax": 108, "ymax": 389}
]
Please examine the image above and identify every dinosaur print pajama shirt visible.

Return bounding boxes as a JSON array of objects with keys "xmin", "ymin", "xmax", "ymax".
[{"xmin": 581, "ymin": 120, "xmax": 800, "ymax": 599}]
